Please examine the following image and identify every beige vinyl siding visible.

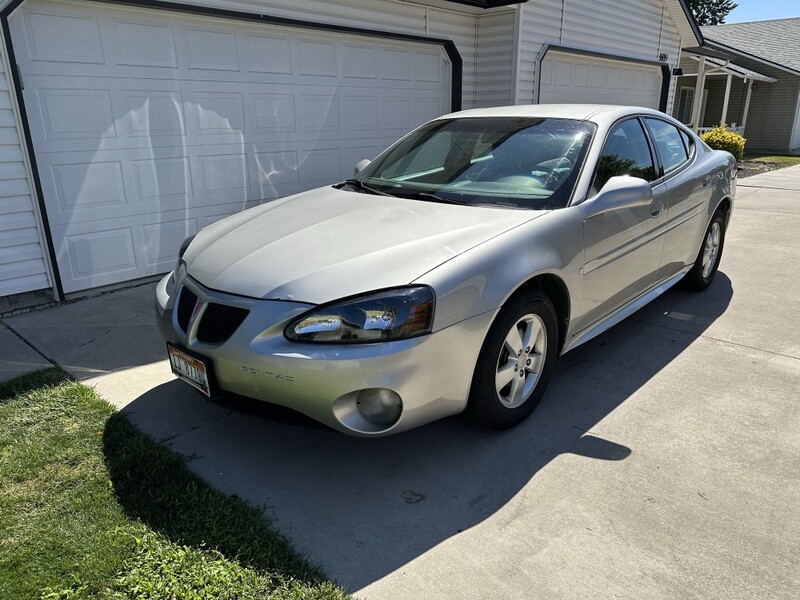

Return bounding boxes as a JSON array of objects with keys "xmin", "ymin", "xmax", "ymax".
[
  {"xmin": 428, "ymin": 8, "xmax": 478, "ymax": 108},
  {"xmin": 515, "ymin": 0, "xmax": 562, "ymax": 105},
  {"xmin": 0, "ymin": 48, "xmax": 50, "ymax": 297},
  {"xmin": 170, "ymin": 0, "xmax": 479, "ymax": 109},
  {"xmin": 659, "ymin": 6, "xmax": 681, "ymax": 115},
  {"xmin": 701, "ymin": 77, "xmax": 747, "ymax": 128},
  {"xmin": 716, "ymin": 58, "xmax": 800, "ymax": 151},
  {"xmin": 475, "ymin": 10, "xmax": 516, "ymax": 107},
  {"xmin": 516, "ymin": 0, "xmax": 683, "ymax": 112},
  {"xmin": 676, "ymin": 54, "xmax": 800, "ymax": 149}
]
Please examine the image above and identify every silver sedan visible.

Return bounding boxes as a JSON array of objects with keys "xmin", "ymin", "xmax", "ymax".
[{"xmin": 155, "ymin": 104, "xmax": 736, "ymax": 436}]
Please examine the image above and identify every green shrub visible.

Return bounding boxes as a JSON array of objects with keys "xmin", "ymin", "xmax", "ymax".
[{"xmin": 700, "ymin": 126, "xmax": 746, "ymax": 160}]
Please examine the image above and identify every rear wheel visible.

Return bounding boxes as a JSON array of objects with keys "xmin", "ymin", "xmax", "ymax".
[
  {"xmin": 467, "ymin": 292, "xmax": 558, "ymax": 430},
  {"xmin": 685, "ymin": 209, "xmax": 726, "ymax": 290}
]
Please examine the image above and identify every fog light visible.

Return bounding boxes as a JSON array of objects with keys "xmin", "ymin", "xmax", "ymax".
[{"xmin": 356, "ymin": 388, "xmax": 402, "ymax": 427}]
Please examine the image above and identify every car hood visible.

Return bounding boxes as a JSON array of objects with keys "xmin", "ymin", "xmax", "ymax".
[{"xmin": 183, "ymin": 187, "xmax": 544, "ymax": 304}]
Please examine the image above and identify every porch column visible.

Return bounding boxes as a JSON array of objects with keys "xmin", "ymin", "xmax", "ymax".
[
  {"xmin": 741, "ymin": 78, "xmax": 754, "ymax": 132},
  {"xmin": 691, "ymin": 56, "xmax": 706, "ymax": 132},
  {"xmin": 721, "ymin": 74, "xmax": 733, "ymax": 126}
]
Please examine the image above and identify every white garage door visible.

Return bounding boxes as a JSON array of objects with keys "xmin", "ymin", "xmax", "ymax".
[
  {"xmin": 540, "ymin": 51, "xmax": 661, "ymax": 108},
  {"xmin": 10, "ymin": 0, "xmax": 451, "ymax": 293}
]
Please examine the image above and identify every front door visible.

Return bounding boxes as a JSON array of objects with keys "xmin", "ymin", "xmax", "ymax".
[{"xmin": 578, "ymin": 117, "xmax": 667, "ymax": 330}]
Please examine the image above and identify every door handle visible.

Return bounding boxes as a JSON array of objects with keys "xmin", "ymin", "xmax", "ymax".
[{"xmin": 650, "ymin": 202, "xmax": 663, "ymax": 218}]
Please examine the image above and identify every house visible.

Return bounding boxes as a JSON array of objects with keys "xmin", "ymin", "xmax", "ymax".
[
  {"xmin": 0, "ymin": 0, "xmax": 701, "ymax": 305},
  {"xmin": 674, "ymin": 18, "xmax": 800, "ymax": 151}
]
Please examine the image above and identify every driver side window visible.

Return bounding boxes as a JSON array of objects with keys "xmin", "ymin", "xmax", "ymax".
[{"xmin": 591, "ymin": 119, "xmax": 656, "ymax": 195}]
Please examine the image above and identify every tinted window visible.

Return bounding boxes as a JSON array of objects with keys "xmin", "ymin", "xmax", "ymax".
[
  {"xmin": 592, "ymin": 119, "xmax": 656, "ymax": 194},
  {"xmin": 645, "ymin": 118, "xmax": 689, "ymax": 174}
]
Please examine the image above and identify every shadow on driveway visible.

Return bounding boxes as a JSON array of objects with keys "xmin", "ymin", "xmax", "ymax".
[{"xmin": 105, "ymin": 274, "xmax": 733, "ymax": 591}]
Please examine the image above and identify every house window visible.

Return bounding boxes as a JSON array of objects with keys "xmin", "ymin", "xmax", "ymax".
[
  {"xmin": 676, "ymin": 87, "xmax": 709, "ymax": 126},
  {"xmin": 676, "ymin": 88, "xmax": 695, "ymax": 124}
]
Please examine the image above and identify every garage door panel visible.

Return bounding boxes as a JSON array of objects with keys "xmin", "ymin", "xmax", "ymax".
[
  {"xmin": 341, "ymin": 43, "xmax": 377, "ymax": 79},
  {"xmin": 250, "ymin": 93, "xmax": 296, "ymax": 132},
  {"xmin": 343, "ymin": 96, "xmax": 378, "ymax": 131},
  {"xmin": 184, "ymin": 27, "xmax": 241, "ymax": 72},
  {"xmin": 36, "ymin": 88, "xmax": 115, "ymax": 140},
  {"xmin": 24, "ymin": 76, "xmax": 440, "ymax": 150},
  {"xmin": 540, "ymin": 51, "xmax": 661, "ymax": 108},
  {"xmin": 12, "ymin": 0, "xmax": 450, "ymax": 293},
  {"xmin": 416, "ymin": 96, "xmax": 447, "ymax": 124},
  {"xmin": 251, "ymin": 150, "xmax": 300, "ymax": 198},
  {"xmin": 133, "ymin": 157, "xmax": 193, "ymax": 202},
  {"xmin": 245, "ymin": 33, "xmax": 292, "ymax": 74},
  {"xmin": 24, "ymin": 10, "xmax": 104, "ymax": 64},
  {"xmin": 63, "ymin": 226, "xmax": 138, "ymax": 282},
  {"xmin": 112, "ymin": 20, "xmax": 179, "ymax": 68},
  {"xmin": 141, "ymin": 218, "xmax": 198, "ymax": 267},
  {"xmin": 51, "ymin": 161, "xmax": 126, "ymax": 211},
  {"xmin": 192, "ymin": 92, "xmax": 245, "ymax": 133},
  {"xmin": 53, "ymin": 201, "xmax": 258, "ymax": 288}
]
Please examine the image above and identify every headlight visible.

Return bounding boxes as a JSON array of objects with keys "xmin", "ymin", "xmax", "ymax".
[{"xmin": 285, "ymin": 286, "xmax": 434, "ymax": 343}]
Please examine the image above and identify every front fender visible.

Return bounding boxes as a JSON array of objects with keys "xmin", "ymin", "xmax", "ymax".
[{"xmin": 416, "ymin": 207, "xmax": 585, "ymax": 333}]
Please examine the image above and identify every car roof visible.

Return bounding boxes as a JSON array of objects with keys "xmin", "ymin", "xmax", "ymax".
[{"xmin": 437, "ymin": 104, "xmax": 668, "ymax": 125}]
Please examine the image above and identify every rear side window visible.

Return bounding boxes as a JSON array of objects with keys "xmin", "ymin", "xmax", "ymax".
[
  {"xmin": 679, "ymin": 128, "xmax": 696, "ymax": 159},
  {"xmin": 645, "ymin": 118, "xmax": 689, "ymax": 175},
  {"xmin": 591, "ymin": 119, "xmax": 656, "ymax": 194}
]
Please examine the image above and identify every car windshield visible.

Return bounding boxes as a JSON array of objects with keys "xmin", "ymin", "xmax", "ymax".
[{"xmin": 352, "ymin": 117, "xmax": 596, "ymax": 209}]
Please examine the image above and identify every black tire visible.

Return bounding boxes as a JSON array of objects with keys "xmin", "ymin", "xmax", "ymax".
[
  {"xmin": 467, "ymin": 292, "xmax": 558, "ymax": 430},
  {"xmin": 685, "ymin": 209, "xmax": 726, "ymax": 291}
]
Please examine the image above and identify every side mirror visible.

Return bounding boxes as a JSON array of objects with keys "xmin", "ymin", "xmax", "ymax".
[
  {"xmin": 354, "ymin": 159, "xmax": 371, "ymax": 176},
  {"xmin": 580, "ymin": 176, "xmax": 653, "ymax": 220}
]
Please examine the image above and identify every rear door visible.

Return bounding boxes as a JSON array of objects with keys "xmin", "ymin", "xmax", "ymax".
[{"xmin": 643, "ymin": 119, "xmax": 711, "ymax": 281}]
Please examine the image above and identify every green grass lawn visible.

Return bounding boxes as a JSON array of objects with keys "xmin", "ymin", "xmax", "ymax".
[
  {"xmin": 0, "ymin": 369, "xmax": 349, "ymax": 600},
  {"xmin": 742, "ymin": 153, "xmax": 800, "ymax": 166}
]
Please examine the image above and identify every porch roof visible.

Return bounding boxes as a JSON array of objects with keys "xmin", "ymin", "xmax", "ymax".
[{"xmin": 681, "ymin": 55, "xmax": 777, "ymax": 83}]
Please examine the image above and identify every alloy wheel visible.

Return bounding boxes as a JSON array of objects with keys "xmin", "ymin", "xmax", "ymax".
[{"xmin": 495, "ymin": 314, "xmax": 547, "ymax": 409}]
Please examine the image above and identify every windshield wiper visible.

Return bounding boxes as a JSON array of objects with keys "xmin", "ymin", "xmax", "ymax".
[
  {"xmin": 338, "ymin": 179, "xmax": 395, "ymax": 197},
  {"xmin": 393, "ymin": 190, "xmax": 467, "ymax": 205}
]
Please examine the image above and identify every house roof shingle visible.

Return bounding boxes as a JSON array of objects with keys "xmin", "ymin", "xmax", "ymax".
[{"xmin": 702, "ymin": 18, "xmax": 800, "ymax": 75}]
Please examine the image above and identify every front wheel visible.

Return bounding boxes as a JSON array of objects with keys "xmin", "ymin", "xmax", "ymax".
[
  {"xmin": 685, "ymin": 209, "xmax": 726, "ymax": 291},
  {"xmin": 467, "ymin": 292, "xmax": 558, "ymax": 430}
]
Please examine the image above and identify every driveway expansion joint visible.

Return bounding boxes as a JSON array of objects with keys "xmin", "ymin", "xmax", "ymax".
[
  {"xmin": 156, "ymin": 409, "xmax": 236, "ymax": 445},
  {"xmin": 0, "ymin": 320, "xmax": 55, "ymax": 367},
  {"xmin": 631, "ymin": 317, "xmax": 800, "ymax": 362}
]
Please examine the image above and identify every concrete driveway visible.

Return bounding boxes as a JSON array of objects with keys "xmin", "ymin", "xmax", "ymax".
[{"xmin": 3, "ymin": 166, "xmax": 799, "ymax": 599}]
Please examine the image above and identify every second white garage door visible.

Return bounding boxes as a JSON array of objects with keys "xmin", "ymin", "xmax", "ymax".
[
  {"xmin": 10, "ymin": 0, "xmax": 451, "ymax": 293},
  {"xmin": 539, "ymin": 51, "xmax": 661, "ymax": 108}
]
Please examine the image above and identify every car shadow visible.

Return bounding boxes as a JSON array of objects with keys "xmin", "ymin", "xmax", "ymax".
[{"xmin": 104, "ymin": 273, "xmax": 733, "ymax": 591}]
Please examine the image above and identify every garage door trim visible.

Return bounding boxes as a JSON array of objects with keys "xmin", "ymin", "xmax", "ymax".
[
  {"xmin": 0, "ymin": 0, "xmax": 464, "ymax": 298},
  {"xmin": 536, "ymin": 44, "xmax": 671, "ymax": 113}
]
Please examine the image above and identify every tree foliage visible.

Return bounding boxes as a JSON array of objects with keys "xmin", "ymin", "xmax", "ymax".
[{"xmin": 688, "ymin": 0, "xmax": 738, "ymax": 26}]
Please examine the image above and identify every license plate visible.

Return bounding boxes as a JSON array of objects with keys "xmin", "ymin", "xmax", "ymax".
[{"xmin": 167, "ymin": 343, "xmax": 211, "ymax": 397}]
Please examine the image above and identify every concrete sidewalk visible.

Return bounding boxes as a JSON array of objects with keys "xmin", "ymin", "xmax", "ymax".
[{"xmin": 2, "ymin": 166, "xmax": 799, "ymax": 599}]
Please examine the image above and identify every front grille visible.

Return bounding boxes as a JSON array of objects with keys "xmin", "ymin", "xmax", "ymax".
[
  {"xmin": 196, "ymin": 303, "xmax": 249, "ymax": 344},
  {"xmin": 176, "ymin": 287, "xmax": 198, "ymax": 333}
]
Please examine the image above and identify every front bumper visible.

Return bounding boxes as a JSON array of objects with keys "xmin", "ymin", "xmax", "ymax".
[{"xmin": 155, "ymin": 271, "xmax": 496, "ymax": 436}]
